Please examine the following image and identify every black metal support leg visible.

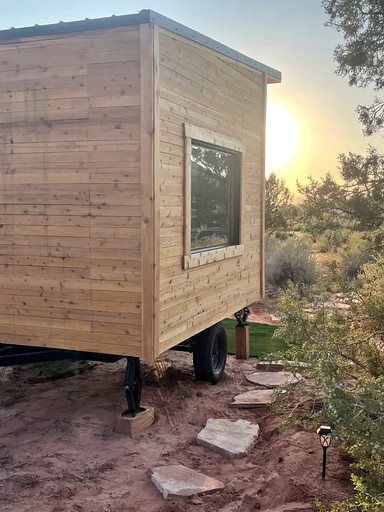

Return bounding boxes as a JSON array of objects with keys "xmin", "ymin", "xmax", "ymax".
[
  {"xmin": 234, "ymin": 307, "xmax": 250, "ymax": 327},
  {"xmin": 123, "ymin": 356, "xmax": 144, "ymax": 418}
]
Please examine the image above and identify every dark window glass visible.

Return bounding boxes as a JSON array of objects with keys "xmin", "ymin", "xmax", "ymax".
[{"xmin": 191, "ymin": 142, "xmax": 240, "ymax": 251}]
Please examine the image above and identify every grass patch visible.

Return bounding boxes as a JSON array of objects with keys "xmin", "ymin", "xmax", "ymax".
[{"xmin": 221, "ymin": 319, "xmax": 287, "ymax": 357}]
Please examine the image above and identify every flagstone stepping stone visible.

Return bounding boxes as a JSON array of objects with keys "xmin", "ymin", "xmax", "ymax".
[
  {"xmin": 151, "ymin": 464, "xmax": 224, "ymax": 499},
  {"xmin": 197, "ymin": 418, "xmax": 260, "ymax": 458},
  {"xmin": 256, "ymin": 360, "xmax": 309, "ymax": 372},
  {"xmin": 264, "ymin": 503, "xmax": 313, "ymax": 512},
  {"xmin": 256, "ymin": 360, "xmax": 285, "ymax": 372},
  {"xmin": 230, "ymin": 389, "xmax": 275, "ymax": 408},
  {"xmin": 246, "ymin": 371, "xmax": 302, "ymax": 388}
]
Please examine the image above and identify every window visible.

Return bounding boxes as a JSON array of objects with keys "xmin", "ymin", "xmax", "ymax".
[
  {"xmin": 183, "ymin": 124, "xmax": 244, "ymax": 269},
  {"xmin": 191, "ymin": 142, "xmax": 240, "ymax": 251}
]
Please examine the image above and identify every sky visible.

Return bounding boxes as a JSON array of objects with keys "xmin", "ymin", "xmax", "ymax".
[{"xmin": 1, "ymin": 0, "xmax": 383, "ymax": 191}]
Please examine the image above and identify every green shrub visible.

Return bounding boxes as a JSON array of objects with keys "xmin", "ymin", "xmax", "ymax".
[
  {"xmin": 317, "ymin": 229, "xmax": 349, "ymax": 253},
  {"xmin": 316, "ymin": 475, "xmax": 384, "ymax": 511},
  {"xmin": 337, "ymin": 232, "xmax": 374, "ymax": 279},
  {"xmin": 340, "ymin": 250, "xmax": 373, "ymax": 279},
  {"xmin": 276, "ymin": 258, "xmax": 384, "ymax": 507},
  {"xmin": 265, "ymin": 236, "xmax": 318, "ymax": 288}
]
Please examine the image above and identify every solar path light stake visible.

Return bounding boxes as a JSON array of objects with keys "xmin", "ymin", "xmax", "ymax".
[{"xmin": 317, "ymin": 425, "xmax": 332, "ymax": 478}]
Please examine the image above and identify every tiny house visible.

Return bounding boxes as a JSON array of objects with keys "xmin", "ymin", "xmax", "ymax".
[{"xmin": 0, "ymin": 11, "xmax": 280, "ymax": 379}]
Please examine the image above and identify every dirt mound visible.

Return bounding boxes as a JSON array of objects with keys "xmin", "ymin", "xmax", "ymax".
[{"xmin": 0, "ymin": 353, "xmax": 350, "ymax": 511}]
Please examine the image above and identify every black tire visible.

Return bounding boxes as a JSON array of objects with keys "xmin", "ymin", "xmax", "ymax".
[{"xmin": 192, "ymin": 323, "xmax": 227, "ymax": 384}]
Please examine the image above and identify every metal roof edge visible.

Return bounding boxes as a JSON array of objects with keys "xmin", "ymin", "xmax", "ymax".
[
  {"xmin": 0, "ymin": 9, "xmax": 281, "ymax": 82},
  {"xmin": 146, "ymin": 10, "xmax": 281, "ymax": 82},
  {"xmin": 0, "ymin": 11, "xmax": 151, "ymax": 40}
]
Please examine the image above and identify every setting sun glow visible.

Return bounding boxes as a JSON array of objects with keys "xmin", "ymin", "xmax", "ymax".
[{"xmin": 266, "ymin": 102, "xmax": 299, "ymax": 174}]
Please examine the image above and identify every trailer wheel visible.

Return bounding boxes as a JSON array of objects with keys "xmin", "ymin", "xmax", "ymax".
[{"xmin": 193, "ymin": 323, "xmax": 227, "ymax": 384}]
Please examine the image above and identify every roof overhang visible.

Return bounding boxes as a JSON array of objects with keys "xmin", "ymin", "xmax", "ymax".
[{"xmin": 0, "ymin": 9, "xmax": 281, "ymax": 84}]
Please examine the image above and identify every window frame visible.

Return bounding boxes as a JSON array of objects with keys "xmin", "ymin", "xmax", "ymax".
[{"xmin": 183, "ymin": 123, "xmax": 245, "ymax": 270}]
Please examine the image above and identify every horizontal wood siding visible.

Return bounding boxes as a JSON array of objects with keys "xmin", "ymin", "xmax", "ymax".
[
  {"xmin": 0, "ymin": 27, "xmax": 143, "ymax": 356},
  {"xmin": 158, "ymin": 30, "xmax": 265, "ymax": 352}
]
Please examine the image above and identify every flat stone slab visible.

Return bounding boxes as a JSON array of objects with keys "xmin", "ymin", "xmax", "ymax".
[
  {"xmin": 151, "ymin": 464, "xmax": 224, "ymax": 499},
  {"xmin": 264, "ymin": 503, "xmax": 313, "ymax": 512},
  {"xmin": 230, "ymin": 389, "xmax": 275, "ymax": 408},
  {"xmin": 246, "ymin": 371, "xmax": 302, "ymax": 388},
  {"xmin": 197, "ymin": 418, "xmax": 260, "ymax": 458},
  {"xmin": 256, "ymin": 360, "xmax": 285, "ymax": 372},
  {"xmin": 256, "ymin": 360, "xmax": 309, "ymax": 372}
]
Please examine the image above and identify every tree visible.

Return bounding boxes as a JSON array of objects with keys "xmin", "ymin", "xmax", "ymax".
[
  {"xmin": 323, "ymin": 0, "xmax": 384, "ymax": 134},
  {"xmin": 277, "ymin": 4, "xmax": 384, "ymax": 508},
  {"xmin": 298, "ymin": 146, "xmax": 384, "ymax": 242},
  {"xmin": 265, "ymin": 172, "xmax": 295, "ymax": 234}
]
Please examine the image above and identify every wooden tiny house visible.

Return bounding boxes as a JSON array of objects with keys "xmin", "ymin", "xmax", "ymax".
[{"xmin": 0, "ymin": 11, "xmax": 281, "ymax": 362}]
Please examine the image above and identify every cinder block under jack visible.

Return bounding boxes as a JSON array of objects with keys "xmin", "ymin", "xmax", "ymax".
[{"xmin": 114, "ymin": 407, "xmax": 155, "ymax": 437}]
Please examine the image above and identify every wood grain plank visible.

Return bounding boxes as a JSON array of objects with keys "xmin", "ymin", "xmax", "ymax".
[
  {"xmin": 157, "ymin": 29, "xmax": 264, "ymax": 352},
  {"xmin": 140, "ymin": 23, "xmax": 159, "ymax": 360},
  {"xmin": 0, "ymin": 25, "xmax": 144, "ymax": 356}
]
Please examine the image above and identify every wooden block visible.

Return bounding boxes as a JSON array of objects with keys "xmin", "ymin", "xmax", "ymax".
[
  {"xmin": 235, "ymin": 324, "xmax": 249, "ymax": 360},
  {"xmin": 114, "ymin": 407, "xmax": 155, "ymax": 436}
]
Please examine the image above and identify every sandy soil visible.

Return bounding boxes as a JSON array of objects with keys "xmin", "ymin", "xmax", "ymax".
[{"xmin": 0, "ymin": 353, "xmax": 350, "ymax": 512}]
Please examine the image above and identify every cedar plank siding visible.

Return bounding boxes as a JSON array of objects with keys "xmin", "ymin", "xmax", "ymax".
[
  {"xmin": 0, "ymin": 17, "xmax": 273, "ymax": 360},
  {"xmin": 158, "ymin": 29, "xmax": 265, "ymax": 353},
  {"xmin": 0, "ymin": 26, "xmax": 143, "ymax": 356}
]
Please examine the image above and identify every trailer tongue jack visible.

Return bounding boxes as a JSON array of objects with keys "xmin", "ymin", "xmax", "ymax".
[{"xmin": 122, "ymin": 357, "xmax": 145, "ymax": 418}]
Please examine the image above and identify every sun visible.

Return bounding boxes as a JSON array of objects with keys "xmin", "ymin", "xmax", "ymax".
[{"xmin": 265, "ymin": 102, "xmax": 299, "ymax": 173}]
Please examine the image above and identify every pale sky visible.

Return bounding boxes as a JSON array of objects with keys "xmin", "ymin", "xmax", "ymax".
[{"xmin": 1, "ymin": 0, "xmax": 383, "ymax": 190}]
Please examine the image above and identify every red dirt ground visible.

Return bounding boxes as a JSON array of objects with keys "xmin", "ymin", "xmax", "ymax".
[
  {"xmin": 246, "ymin": 307, "xmax": 280, "ymax": 325},
  {"xmin": 0, "ymin": 353, "xmax": 351, "ymax": 511}
]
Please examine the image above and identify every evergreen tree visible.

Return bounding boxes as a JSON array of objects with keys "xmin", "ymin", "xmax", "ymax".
[{"xmin": 323, "ymin": 0, "xmax": 384, "ymax": 134}]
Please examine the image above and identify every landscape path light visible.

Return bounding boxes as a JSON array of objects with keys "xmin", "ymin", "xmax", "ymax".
[{"xmin": 317, "ymin": 425, "xmax": 332, "ymax": 478}]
